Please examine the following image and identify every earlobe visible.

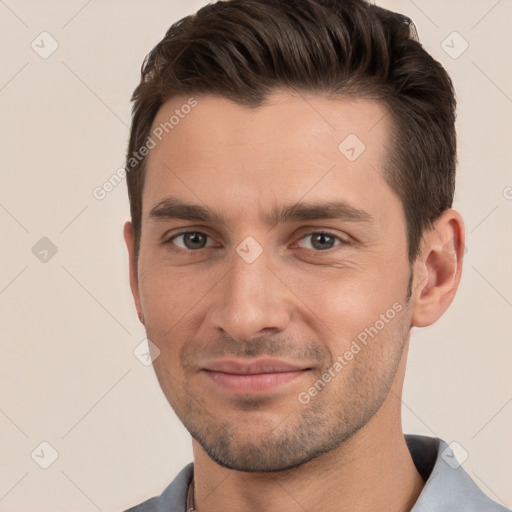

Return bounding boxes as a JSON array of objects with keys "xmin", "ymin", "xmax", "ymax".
[
  {"xmin": 411, "ymin": 209, "xmax": 465, "ymax": 328},
  {"xmin": 123, "ymin": 221, "xmax": 145, "ymax": 325}
]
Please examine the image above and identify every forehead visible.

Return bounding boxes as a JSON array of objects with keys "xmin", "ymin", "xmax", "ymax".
[{"xmin": 142, "ymin": 91, "xmax": 399, "ymax": 225}]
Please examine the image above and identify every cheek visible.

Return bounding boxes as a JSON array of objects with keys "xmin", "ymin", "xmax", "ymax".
[
  {"xmin": 138, "ymin": 262, "xmax": 216, "ymax": 331},
  {"xmin": 137, "ymin": 263, "xmax": 224, "ymax": 379},
  {"xmin": 138, "ymin": 246, "xmax": 409, "ymax": 357},
  {"xmin": 278, "ymin": 261, "xmax": 409, "ymax": 345}
]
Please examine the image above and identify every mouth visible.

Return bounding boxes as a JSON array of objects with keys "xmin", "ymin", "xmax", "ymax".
[{"xmin": 201, "ymin": 358, "xmax": 312, "ymax": 394}]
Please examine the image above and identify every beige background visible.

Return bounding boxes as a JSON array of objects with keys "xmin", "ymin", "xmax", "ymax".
[{"xmin": 0, "ymin": 0, "xmax": 511, "ymax": 510}]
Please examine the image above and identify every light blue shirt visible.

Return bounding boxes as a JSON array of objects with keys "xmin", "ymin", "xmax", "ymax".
[{"xmin": 124, "ymin": 435, "xmax": 510, "ymax": 511}]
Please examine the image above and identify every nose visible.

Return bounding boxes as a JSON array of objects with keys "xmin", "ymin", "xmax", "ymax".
[{"xmin": 207, "ymin": 245, "xmax": 292, "ymax": 342}]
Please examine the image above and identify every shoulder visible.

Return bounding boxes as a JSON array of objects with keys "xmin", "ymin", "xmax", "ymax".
[
  {"xmin": 123, "ymin": 462, "xmax": 194, "ymax": 512},
  {"xmin": 406, "ymin": 435, "xmax": 510, "ymax": 512}
]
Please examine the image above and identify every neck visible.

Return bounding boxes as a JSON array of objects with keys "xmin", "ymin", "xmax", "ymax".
[
  {"xmin": 191, "ymin": 413, "xmax": 424, "ymax": 511},
  {"xmin": 191, "ymin": 348, "xmax": 424, "ymax": 512}
]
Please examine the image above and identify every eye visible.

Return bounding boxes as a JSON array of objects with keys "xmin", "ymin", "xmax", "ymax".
[
  {"xmin": 296, "ymin": 232, "xmax": 345, "ymax": 251},
  {"xmin": 167, "ymin": 231, "xmax": 217, "ymax": 251}
]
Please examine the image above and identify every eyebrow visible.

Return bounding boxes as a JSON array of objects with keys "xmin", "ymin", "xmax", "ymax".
[{"xmin": 148, "ymin": 196, "xmax": 374, "ymax": 226}]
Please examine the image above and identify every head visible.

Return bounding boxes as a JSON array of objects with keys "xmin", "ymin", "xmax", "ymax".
[{"xmin": 124, "ymin": 0, "xmax": 464, "ymax": 472}]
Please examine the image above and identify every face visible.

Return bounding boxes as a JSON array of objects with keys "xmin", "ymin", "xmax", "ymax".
[{"xmin": 127, "ymin": 91, "xmax": 414, "ymax": 472}]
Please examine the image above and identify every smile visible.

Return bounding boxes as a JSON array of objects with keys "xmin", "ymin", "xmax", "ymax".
[{"xmin": 201, "ymin": 359, "xmax": 311, "ymax": 393}]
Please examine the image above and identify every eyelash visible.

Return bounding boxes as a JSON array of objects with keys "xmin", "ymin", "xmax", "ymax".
[{"xmin": 163, "ymin": 230, "xmax": 348, "ymax": 255}]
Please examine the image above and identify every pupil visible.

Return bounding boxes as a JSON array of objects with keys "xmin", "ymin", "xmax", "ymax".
[
  {"xmin": 185, "ymin": 232, "xmax": 206, "ymax": 249},
  {"xmin": 312, "ymin": 233, "xmax": 334, "ymax": 250}
]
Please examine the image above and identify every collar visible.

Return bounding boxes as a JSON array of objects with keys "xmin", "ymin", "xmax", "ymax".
[{"xmin": 160, "ymin": 435, "xmax": 508, "ymax": 511}]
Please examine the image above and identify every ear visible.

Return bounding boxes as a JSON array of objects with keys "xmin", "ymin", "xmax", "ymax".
[
  {"xmin": 123, "ymin": 221, "xmax": 145, "ymax": 325},
  {"xmin": 411, "ymin": 209, "xmax": 465, "ymax": 328}
]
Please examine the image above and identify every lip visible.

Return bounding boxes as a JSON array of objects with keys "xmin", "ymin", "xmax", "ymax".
[
  {"xmin": 203, "ymin": 358, "xmax": 309, "ymax": 374},
  {"xmin": 201, "ymin": 358, "xmax": 311, "ymax": 394}
]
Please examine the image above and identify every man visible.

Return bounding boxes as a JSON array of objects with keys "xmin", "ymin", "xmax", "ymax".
[{"xmin": 122, "ymin": 0, "xmax": 508, "ymax": 510}]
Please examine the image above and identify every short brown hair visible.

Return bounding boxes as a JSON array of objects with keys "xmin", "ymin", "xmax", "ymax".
[{"xmin": 126, "ymin": 0, "xmax": 457, "ymax": 262}]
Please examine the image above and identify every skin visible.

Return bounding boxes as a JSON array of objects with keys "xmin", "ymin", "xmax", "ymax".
[{"xmin": 124, "ymin": 90, "xmax": 465, "ymax": 512}]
